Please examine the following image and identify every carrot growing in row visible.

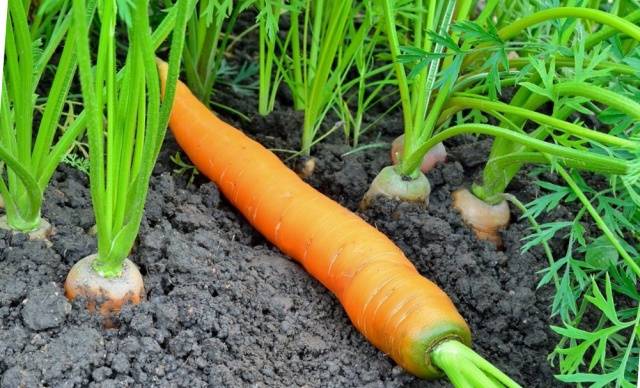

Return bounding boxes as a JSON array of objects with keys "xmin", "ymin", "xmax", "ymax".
[
  {"xmin": 158, "ymin": 61, "xmax": 521, "ymax": 387},
  {"xmin": 376, "ymin": 6, "xmax": 640, "ymax": 245},
  {"xmin": 362, "ymin": 0, "xmax": 474, "ymax": 208},
  {"xmin": 259, "ymin": 0, "xmax": 373, "ymax": 176},
  {"xmin": 442, "ymin": 8, "xmax": 640, "ymax": 243},
  {"xmin": 0, "ymin": 1, "xmax": 85, "ymax": 239},
  {"xmin": 64, "ymin": 0, "xmax": 192, "ymax": 316}
]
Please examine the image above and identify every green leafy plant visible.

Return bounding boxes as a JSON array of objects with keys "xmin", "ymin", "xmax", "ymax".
[
  {"xmin": 0, "ymin": 1, "xmax": 85, "ymax": 233},
  {"xmin": 170, "ymin": 151, "xmax": 199, "ymax": 185},
  {"xmin": 258, "ymin": 0, "xmax": 373, "ymax": 161},
  {"xmin": 459, "ymin": 7, "xmax": 640, "ymax": 205},
  {"xmin": 361, "ymin": 0, "xmax": 478, "ymax": 206},
  {"xmin": 70, "ymin": 0, "xmax": 191, "ymax": 277},
  {"xmin": 256, "ymin": 0, "xmax": 285, "ymax": 115},
  {"xmin": 62, "ymin": 153, "xmax": 90, "ymax": 175},
  {"xmin": 372, "ymin": 7, "xmax": 640, "ymax": 245},
  {"xmin": 524, "ymin": 162, "xmax": 640, "ymax": 386},
  {"xmin": 181, "ymin": 0, "xmax": 254, "ymax": 104},
  {"xmin": 335, "ymin": 5, "xmax": 396, "ymax": 148}
]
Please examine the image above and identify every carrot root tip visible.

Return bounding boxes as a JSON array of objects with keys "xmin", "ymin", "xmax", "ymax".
[
  {"xmin": 295, "ymin": 156, "xmax": 317, "ymax": 179},
  {"xmin": 361, "ymin": 166, "xmax": 431, "ymax": 209},
  {"xmin": 0, "ymin": 215, "xmax": 54, "ymax": 242},
  {"xmin": 451, "ymin": 188, "xmax": 510, "ymax": 246},
  {"xmin": 64, "ymin": 254, "xmax": 145, "ymax": 319},
  {"xmin": 391, "ymin": 135, "xmax": 447, "ymax": 173}
]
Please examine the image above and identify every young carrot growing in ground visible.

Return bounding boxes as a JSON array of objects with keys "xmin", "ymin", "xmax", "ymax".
[
  {"xmin": 362, "ymin": 0, "xmax": 475, "ymax": 207},
  {"xmin": 64, "ymin": 0, "xmax": 192, "ymax": 315},
  {"xmin": 0, "ymin": 1, "xmax": 85, "ymax": 239},
  {"xmin": 374, "ymin": 5, "xmax": 640, "ymax": 244},
  {"xmin": 158, "ymin": 61, "xmax": 521, "ymax": 388},
  {"xmin": 261, "ymin": 0, "xmax": 372, "ymax": 176},
  {"xmin": 439, "ymin": 8, "xmax": 640, "ymax": 243}
]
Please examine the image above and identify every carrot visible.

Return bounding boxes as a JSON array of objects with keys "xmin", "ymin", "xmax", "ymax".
[
  {"xmin": 157, "ymin": 61, "xmax": 520, "ymax": 386},
  {"xmin": 391, "ymin": 135, "xmax": 447, "ymax": 174},
  {"xmin": 452, "ymin": 189, "xmax": 511, "ymax": 246},
  {"xmin": 65, "ymin": 254, "xmax": 144, "ymax": 317}
]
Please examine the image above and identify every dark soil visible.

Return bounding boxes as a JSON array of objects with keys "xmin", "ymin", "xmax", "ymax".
[{"xmin": 0, "ymin": 109, "xmax": 562, "ymax": 387}]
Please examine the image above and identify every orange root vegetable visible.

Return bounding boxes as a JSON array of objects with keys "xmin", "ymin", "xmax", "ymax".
[
  {"xmin": 64, "ymin": 254, "xmax": 144, "ymax": 316},
  {"xmin": 391, "ymin": 135, "xmax": 447, "ymax": 173},
  {"xmin": 361, "ymin": 166, "xmax": 431, "ymax": 209},
  {"xmin": 158, "ymin": 62, "xmax": 472, "ymax": 379},
  {"xmin": 452, "ymin": 188, "xmax": 510, "ymax": 246},
  {"xmin": 0, "ymin": 215, "xmax": 53, "ymax": 241}
]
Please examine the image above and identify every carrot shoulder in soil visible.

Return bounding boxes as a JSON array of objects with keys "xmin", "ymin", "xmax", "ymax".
[{"xmin": 157, "ymin": 61, "xmax": 518, "ymax": 386}]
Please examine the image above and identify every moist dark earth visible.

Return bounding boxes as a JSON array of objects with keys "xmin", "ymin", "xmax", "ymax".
[{"xmin": 0, "ymin": 99, "xmax": 563, "ymax": 388}]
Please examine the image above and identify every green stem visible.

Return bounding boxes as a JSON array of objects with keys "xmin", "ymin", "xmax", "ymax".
[
  {"xmin": 300, "ymin": 0, "xmax": 366, "ymax": 156},
  {"xmin": 290, "ymin": 9, "xmax": 304, "ymax": 110},
  {"xmin": 585, "ymin": 9, "xmax": 640, "ymax": 49},
  {"xmin": 464, "ymin": 7, "xmax": 640, "ymax": 68},
  {"xmin": 467, "ymin": 79, "xmax": 640, "ymax": 201},
  {"xmin": 379, "ymin": 0, "xmax": 413, "ymax": 144},
  {"xmin": 431, "ymin": 340, "xmax": 521, "ymax": 388},
  {"xmin": 0, "ymin": 145, "xmax": 42, "ymax": 231},
  {"xmin": 555, "ymin": 165, "xmax": 640, "ymax": 278},
  {"xmin": 445, "ymin": 96, "xmax": 639, "ymax": 150},
  {"xmin": 405, "ymin": 123, "xmax": 631, "ymax": 177},
  {"xmin": 8, "ymin": 0, "xmax": 34, "ymax": 170},
  {"xmin": 38, "ymin": 112, "xmax": 87, "ymax": 189},
  {"xmin": 503, "ymin": 193, "xmax": 560, "ymax": 288},
  {"xmin": 258, "ymin": 1, "xmax": 277, "ymax": 115},
  {"xmin": 507, "ymin": 58, "xmax": 637, "ymax": 77},
  {"xmin": 472, "ymin": 151, "xmax": 626, "ymax": 204},
  {"xmin": 554, "ymin": 82, "xmax": 640, "ymax": 120},
  {"xmin": 498, "ymin": 7, "xmax": 640, "ymax": 42},
  {"xmin": 413, "ymin": 1, "xmax": 458, "ymax": 146}
]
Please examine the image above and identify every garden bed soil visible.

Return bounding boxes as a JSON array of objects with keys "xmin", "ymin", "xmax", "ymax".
[{"xmin": 0, "ymin": 99, "xmax": 563, "ymax": 387}]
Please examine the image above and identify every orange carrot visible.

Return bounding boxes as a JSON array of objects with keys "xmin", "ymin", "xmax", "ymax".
[{"xmin": 158, "ymin": 62, "xmax": 471, "ymax": 379}]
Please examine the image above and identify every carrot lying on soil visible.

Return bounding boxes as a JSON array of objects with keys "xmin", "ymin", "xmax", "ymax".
[{"xmin": 157, "ymin": 62, "xmax": 471, "ymax": 379}]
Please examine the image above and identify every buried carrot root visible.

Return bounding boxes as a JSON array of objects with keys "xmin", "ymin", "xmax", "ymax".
[
  {"xmin": 452, "ymin": 188, "xmax": 511, "ymax": 246},
  {"xmin": 64, "ymin": 254, "xmax": 144, "ymax": 317},
  {"xmin": 158, "ymin": 61, "xmax": 520, "ymax": 385},
  {"xmin": 361, "ymin": 166, "xmax": 431, "ymax": 209}
]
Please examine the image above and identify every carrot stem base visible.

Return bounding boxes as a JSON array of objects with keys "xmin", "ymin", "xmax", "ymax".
[
  {"xmin": 431, "ymin": 340, "xmax": 522, "ymax": 388},
  {"xmin": 361, "ymin": 165, "xmax": 431, "ymax": 208},
  {"xmin": 0, "ymin": 215, "xmax": 52, "ymax": 241}
]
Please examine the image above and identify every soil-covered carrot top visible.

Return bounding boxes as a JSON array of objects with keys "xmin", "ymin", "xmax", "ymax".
[
  {"xmin": 63, "ymin": 0, "xmax": 192, "ymax": 314},
  {"xmin": 0, "ymin": 1, "xmax": 84, "ymax": 238}
]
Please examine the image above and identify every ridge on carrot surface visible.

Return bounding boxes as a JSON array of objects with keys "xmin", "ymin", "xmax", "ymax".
[{"xmin": 157, "ymin": 61, "xmax": 472, "ymax": 379}]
